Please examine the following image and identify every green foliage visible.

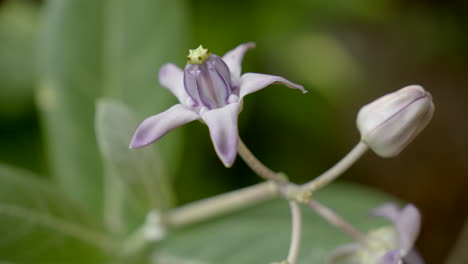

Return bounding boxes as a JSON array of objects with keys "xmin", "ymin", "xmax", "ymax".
[
  {"xmin": 0, "ymin": 0, "xmax": 421, "ymax": 263},
  {"xmin": 155, "ymin": 183, "xmax": 390, "ymax": 264},
  {"xmin": 0, "ymin": 0, "xmax": 38, "ymax": 120},
  {"xmin": 37, "ymin": 0, "xmax": 190, "ymax": 215},
  {"xmin": 0, "ymin": 164, "xmax": 112, "ymax": 263},
  {"xmin": 95, "ymin": 99, "xmax": 174, "ymax": 235}
]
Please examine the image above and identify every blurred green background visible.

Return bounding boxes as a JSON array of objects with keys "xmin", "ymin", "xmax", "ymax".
[{"xmin": 0, "ymin": 0, "xmax": 467, "ymax": 263}]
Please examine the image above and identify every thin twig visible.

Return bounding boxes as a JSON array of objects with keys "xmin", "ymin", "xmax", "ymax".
[
  {"xmin": 167, "ymin": 181, "xmax": 278, "ymax": 228},
  {"xmin": 307, "ymin": 199, "xmax": 367, "ymax": 243},
  {"xmin": 237, "ymin": 137, "xmax": 283, "ymax": 182},
  {"xmin": 287, "ymin": 201, "xmax": 303, "ymax": 264},
  {"xmin": 302, "ymin": 142, "xmax": 368, "ymax": 192}
]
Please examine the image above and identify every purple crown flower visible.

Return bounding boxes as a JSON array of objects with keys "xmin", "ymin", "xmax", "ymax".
[
  {"xmin": 328, "ymin": 203, "xmax": 424, "ymax": 264},
  {"xmin": 130, "ymin": 43, "xmax": 305, "ymax": 167}
]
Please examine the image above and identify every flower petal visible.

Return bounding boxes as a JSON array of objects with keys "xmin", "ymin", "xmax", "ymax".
[
  {"xmin": 372, "ymin": 203, "xmax": 401, "ymax": 222},
  {"xmin": 372, "ymin": 203, "xmax": 421, "ymax": 255},
  {"xmin": 222, "ymin": 42, "xmax": 256, "ymax": 81},
  {"xmin": 239, "ymin": 73, "xmax": 306, "ymax": 99},
  {"xmin": 394, "ymin": 204, "xmax": 421, "ymax": 255},
  {"xmin": 404, "ymin": 250, "xmax": 425, "ymax": 264},
  {"xmin": 159, "ymin": 63, "xmax": 189, "ymax": 104},
  {"xmin": 379, "ymin": 250, "xmax": 402, "ymax": 264},
  {"xmin": 130, "ymin": 104, "xmax": 199, "ymax": 149},
  {"xmin": 201, "ymin": 103, "xmax": 240, "ymax": 167}
]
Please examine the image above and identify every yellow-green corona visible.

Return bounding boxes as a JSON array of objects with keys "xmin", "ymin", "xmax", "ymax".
[{"xmin": 187, "ymin": 45, "xmax": 211, "ymax": 64}]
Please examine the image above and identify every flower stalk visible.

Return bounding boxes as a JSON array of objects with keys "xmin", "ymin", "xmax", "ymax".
[
  {"xmin": 166, "ymin": 181, "xmax": 278, "ymax": 228},
  {"xmin": 301, "ymin": 142, "xmax": 368, "ymax": 192},
  {"xmin": 307, "ymin": 199, "xmax": 367, "ymax": 243},
  {"xmin": 165, "ymin": 140, "xmax": 368, "ymax": 228},
  {"xmin": 237, "ymin": 137, "xmax": 286, "ymax": 182},
  {"xmin": 287, "ymin": 201, "xmax": 303, "ymax": 264}
]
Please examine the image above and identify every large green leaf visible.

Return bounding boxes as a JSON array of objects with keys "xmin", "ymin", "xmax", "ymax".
[
  {"xmin": 154, "ymin": 183, "xmax": 391, "ymax": 264},
  {"xmin": 37, "ymin": 0, "xmax": 190, "ymax": 214},
  {"xmin": 0, "ymin": 164, "xmax": 113, "ymax": 263},
  {"xmin": 0, "ymin": 0, "xmax": 38, "ymax": 120},
  {"xmin": 95, "ymin": 99, "xmax": 174, "ymax": 234}
]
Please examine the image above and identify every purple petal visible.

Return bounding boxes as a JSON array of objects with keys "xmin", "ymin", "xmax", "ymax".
[
  {"xmin": 206, "ymin": 55, "xmax": 232, "ymax": 90},
  {"xmin": 221, "ymin": 42, "xmax": 256, "ymax": 81},
  {"xmin": 326, "ymin": 243, "xmax": 360, "ymax": 264},
  {"xmin": 159, "ymin": 63, "xmax": 189, "ymax": 104},
  {"xmin": 195, "ymin": 63, "xmax": 230, "ymax": 109},
  {"xmin": 380, "ymin": 250, "xmax": 402, "ymax": 264},
  {"xmin": 372, "ymin": 203, "xmax": 401, "ymax": 222},
  {"xmin": 404, "ymin": 250, "xmax": 425, "ymax": 264},
  {"xmin": 239, "ymin": 73, "xmax": 306, "ymax": 99},
  {"xmin": 184, "ymin": 64, "xmax": 203, "ymax": 106},
  {"xmin": 201, "ymin": 103, "xmax": 240, "ymax": 167},
  {"xmin": 395, "ymin": 204, "xmax": 421, "ymax": 255},
  {"xmin": 130, "ymin": 104, "xmax": 199, "ymax": 149},
  {"xmin": 372, "ymin": 203, "xmax": 422, "ymax": 255}
]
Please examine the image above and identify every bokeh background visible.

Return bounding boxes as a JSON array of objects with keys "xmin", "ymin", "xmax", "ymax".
[{"xmin": 0, "ymin": 0, "xmax": 467, "ymax": 263}]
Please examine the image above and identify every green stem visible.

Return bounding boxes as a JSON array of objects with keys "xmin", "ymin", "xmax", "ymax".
[
  {"xmin": 286, "ymin": 201, "xmax": 302, "ymax": 264},
  {"xmin": 302, "ymin": 142, "xmax": 368, "ymax": 192},
  {"xmin": 307, "ymin": 199, "xmax": 366, "ymax": 243},
  {"xmin": 237, "ymin": 137, "xmax": 284, "ymax": 182},
  {"xmin": 166, "ymin": 181, "xmax": 278, "ymax": 228}
]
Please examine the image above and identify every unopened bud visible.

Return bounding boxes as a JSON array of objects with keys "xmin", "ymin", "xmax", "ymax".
[{"xmin": 357, "ymin": 85, "xmax": 434, "ymax": 158}]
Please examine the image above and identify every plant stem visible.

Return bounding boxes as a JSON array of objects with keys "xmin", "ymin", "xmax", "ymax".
[
  {"xmin": 307, "ymin": 199, "xmax": 367, "ymax": 243},
  {"xmin": 237, "ymin": 137, "xmax": 283, "ymax": 182},
  {"xmin": 287, "ymin": 201, "xmax": 303, "ymax": 264},
  {"xmin": 167, "ymin": 141, "xmax": 367, "ymax": 230},
  {"xmin": 302, "ymin": 142, "xmax": 368, "ymax": 192},
  {"xmin": 166, "ymin": 181, "xmax": 278, "ymax": 228}
]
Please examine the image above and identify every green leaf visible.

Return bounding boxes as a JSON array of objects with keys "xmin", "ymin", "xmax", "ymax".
[
  {"xmin": 154, "ymin": 183, "xmax": 392, "ymax": 264},
  {"xmin": 0, "ymin": 0, "xmax": 38, "ymax": 120},
  {"xmin": 0, "ymin": 164, "xmax": 114, "ymax": 263},
  {"xmin": 37, "ymin": 0, "xmax": 190, "ymax": 214},
  {"xmin": 95, "ymin": 98, "xmax": 174, "ymax": 234}
]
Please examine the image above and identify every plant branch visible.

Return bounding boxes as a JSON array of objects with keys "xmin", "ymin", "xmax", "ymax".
[
  {"xmin": 307, "ymin": 199, "xmax": 367, "ymax": 243},
  {"xmin": 302, "ymin": 142, "xmax": 368, "ymax": 192},
  {"xmin": 167, "ymin": 141, "xmax": 368, "ymax": 230},
  {"xmin": 237, "ymin": 137, "xmax": 284, "ymax": 182},
  {"xmin": 287, "ymin": 201, "xmax": 303, "ymax": 264},
  {"xmin": 166, "ymin": 181, "xmax": 278, "ymax": 228}
]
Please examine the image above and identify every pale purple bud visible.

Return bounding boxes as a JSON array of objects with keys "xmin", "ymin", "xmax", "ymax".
[{"xmin": 357, "ymin": 85, "xmax": 434, "ymax": 158}]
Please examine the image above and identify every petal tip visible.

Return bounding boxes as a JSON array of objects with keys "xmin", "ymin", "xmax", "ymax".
[
  {"xmin": 221, "ymin": 153, "xmax": 237, "ymax": 168},
  {"xmin": 245, "ymin": 41, "xmax": 256, "ymax": 49},
  {"xmin": 129, "ymin": 136, "xmax": 146, "ymax": 149}
]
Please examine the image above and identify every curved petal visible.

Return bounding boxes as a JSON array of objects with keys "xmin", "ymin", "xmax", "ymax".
[
  {"xmin": 222, "ymin": 42, "xmax": 256, "ymax": 81},
  {"xmin": 404, "ymin": 250, "xmax": 425, "ymax": 264},
  {"xmin": 372, "ymin": 203, "xmax": 401, "ymax": 222},
  {"xmin": 130, "ymin": 104, "xmax": 199, "ymax": 149},
  {"xmin": 395, "ymin": 204, "xmax": 421, "ymax": 255},
  {"xmin": 159, "ymin": 63, "xmax": 189, "ymax": 104},
  {"xmin": 380, "ymin": 250, "xmax": 402, "ymax": 264},
  {"xmin": 201, "ymin": 103, "xmax": 240, "ymax": 167},
  {"xmin": 239, "ymin": 73, "xmax": 306, "ymax": 99},
  {"xmin": 372, "ymin": 203, "xmax": 421, "ymax": 255}
]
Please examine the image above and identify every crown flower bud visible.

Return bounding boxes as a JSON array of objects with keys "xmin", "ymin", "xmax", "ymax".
[{"xmin": 356, "ymin": 85, "xmax": 434, "ymax": 158}]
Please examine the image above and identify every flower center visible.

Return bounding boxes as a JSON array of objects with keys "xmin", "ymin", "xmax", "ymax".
[{"xmin": 187, "ymin": 45, "xmax": 211, "ymax": 64}]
